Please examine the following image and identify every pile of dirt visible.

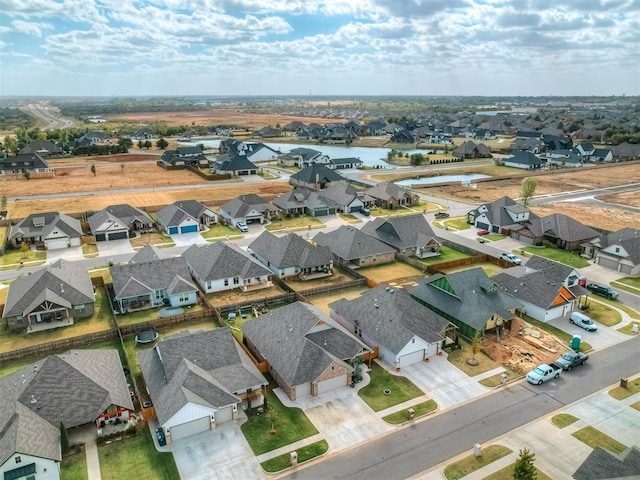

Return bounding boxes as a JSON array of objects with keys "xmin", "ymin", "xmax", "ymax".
[{"xmin": 482, "ymin": 317, "xmax": 566, "ymax": 372}]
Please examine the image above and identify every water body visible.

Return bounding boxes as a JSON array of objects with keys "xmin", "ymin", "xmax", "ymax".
[
  {"xmin": 395, "ymin": 173, "xmax": 491, "ymax": 186},
  {"xmin": 180, "ymin": 139, "xmax": 430, "ymax": 169}
]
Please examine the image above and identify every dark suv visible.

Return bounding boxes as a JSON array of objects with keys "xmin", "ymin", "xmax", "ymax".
[
  {"xmin": 435, "ymin": 212, "xmax": 450, "ymax": 219},
  {"xmin": 156, "ymin": 427, "xmax": 166, "ymax": 446},
  {"xmin": 586, "ymin": 283, "xmax": 619, "ymax": 300}
]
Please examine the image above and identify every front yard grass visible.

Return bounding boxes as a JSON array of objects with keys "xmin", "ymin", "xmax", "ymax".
[
  {"xmin": 0, "ymin": 247, "xmax": 46, "ymax": 269},
  {"xmin": 129, "ymin": 232, "xmax": 174, "ymax": 248},
  {"xmin": 98, "ymin": 428, "xmax": 180, "ymax": 480},
  {"xmin": 446, "ymin": 339, "xmax": 505, "ymax": 376},
  {"xmin": 551, "ymin": 413, "xmax": 579, "ymax": 428},
  {"xmin": 338, "ymin": 213, "xmax": 361, "ymax": 224},
  {"xmin": 592, "ymin": 296, "xmax": 640, "ymax": 319},
  {"xmin": 479, "ymin": 366, "xmax": 523, "ymax": 387},
  {"xmin": 609, "ymin": 376, "xmax": 640, "ymax": 400},
  {"xmin": 444, "ymin": 217, "xmax": 472, "ymax": 230},
  {"xmin": 631, "ymin": 400, "xmax": 640, "ymax": 411},
  {"xmin": 443, "ymin": 445, "xmax": 512, "ymax": 480},
  {"xmin": 611, "ymin": 280, "xmax": 640, "ymax": 296},
  {"xmin": 261, "ymin": 440, "xmax": 328, "ymax": 473},
  {"xmin": 583, "ymin": 300, "xmax": 622, "ymax": 327},
  {"xmin": 619, "ymin": 321, "xmax": 640, "ymax": 335},
  {"xmin": 521, "ymin": 314, "xmax": 592, "ymax": 352},
  {"xmin": 82, "ymin": 243, "xmax": 99, "ymax": 257},
  {"xmin": 241, "ymin": 384, "xmax": 318, "ymax": 455},
  {"xmin": 201, "ymin": 223, "xmax": 241, "ymax": 239},
  {"xmin": 518, "ymin": 246, "xmax": 590, "ymax": 269},
  {"xmin": 358, "ymin": 362, "xmax": 424, "ymax": 412},
  {"xmin": 0, "ymin": 287, "xmax": 115, "ymax": 354},
  {"xmin": 382, "ymin": 399, "xmax": 437, "ymax": 424},
  {"xmin": 614, "ymin": 276, "xmax": 640, "ymax": 289},
  {"xmin": 572, "ymin": 426, "xmax": 628, "ymax": 454},
  {"xmin": 61, "ymin": 451, "xmax": 88, "ymax": 480},
  {"xmin": 482, "ymin": 463, "xmax": 552, "ymax": 480},
  {"xmin": 265, "ymin": 216, "xmax": 325, "ymax": 232}
]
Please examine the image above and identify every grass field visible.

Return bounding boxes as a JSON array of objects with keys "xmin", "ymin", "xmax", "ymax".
[
  {"xmin": 551, "ymin": 413, "xmax": 579, "ymax": 428},
  {"xmin": 572, "ymin": 426, "xmax": 628, "ymax": 454},
  {"xmin": 358, "ymin": 363, "xmax": 424, "ymax": 412},
  {"xmin": 519, "ymin": 246, "xmax": 590, "ymax": 269},
  {"xmin": 61, "ymin": 451, "xmax": 88, "ymax": 480},
  {"xmin": 443, "ymin": 445, "xmax": 513, "ymax": 480}
]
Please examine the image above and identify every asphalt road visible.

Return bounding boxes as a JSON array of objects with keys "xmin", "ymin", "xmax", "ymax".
[{"xmin": 282, "ymin": 337, "xmax": 640, "ymax": 480}]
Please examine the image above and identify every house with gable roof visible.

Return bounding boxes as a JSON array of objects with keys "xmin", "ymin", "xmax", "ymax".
[
  {"xmin": 182, "ymin": 242, "xmax": 273, "ymax": 293},
  {"xmin": 88, "ymin": 204, "xmax": 154, "ymax": 241},
  {"xmin": 467, "ymin": 196, "xmax": 536, "ymax": 234},
  {"xmin": 582, "ymin": 228, "xmax": 640, "ymax": 276},
  {"xmin": 219, "ymin": 194, "xmax": 279, "ymax": 227},
  {"xmin": 137, "ymin": 328, "xmax": 268, "ymax": 443},
  {"xmin": 156, "ymin": 200, "xmax": 217, "ymax": 235},
  {"xmin": 160, "ymin": 146, "xmax": 208, "ymax": 167},
  {"xmin": 1, "ymin": 152, "xmax": 52, "ymax": 176},
  {"xmin": 248, "ymin": 231, "xmax": 333, "ymax": 279},
  {"xmin": 313, "ymin": 225, "xmax": 396, "ymax": 267},
  {"xmin": 511, "ymin": 213, "xmax": 599, "ymax": 251},
  {"xmin": 573, "ymin": 445, "xmax": 640, "ymax": 480},
  {"xmin": 289, "ymin": 164, "xmax": 345, "ymax": 190},
  {"xmin": 273, "ymin": 188, "xmax": 333, "ymax": 217},
  {"xmin": 453, "ymin": 140, "xmax": 492, "ymax": 159},
  {"xmin": 9, "ymin": 212, "xmax": 82, "ymax": 250},
  {"xmin": 330, "ymin": 286, "xmax": 455, "ymax": 368},
  {"xmin": 364, "ymin": 182, "xmax": 419, "ymax": 209},
  {"xmin": 278, "ymin": 147, "xmax": 330, "ymax": 169},
  {"xmin": 242, "ymin": 302, "xmax": 371, "ymax": 400},
  {"xmin": 212, "ymin": 152, "xmax": 258, "ymax": 175},
  {"xmin": 3, "ymin": 259, "xmax": 95, "ymax": 332},
  {"xmin": 409, "ymin": 268, "xmax": 521, "ymax": 339},
  {"xmin": 360, "ymin": 214, "xmax": 441, "ymax": 258},
  {"xmin": 502, "ymin": 151, "xmax": 546, "ymax": 170},
  {"xmin": 110, "ymin": 257, "xmax": 198, "ymax": 313},
  {"xmin": 18, "ymin": 139, "xmax": 64, "ymax": 158}
]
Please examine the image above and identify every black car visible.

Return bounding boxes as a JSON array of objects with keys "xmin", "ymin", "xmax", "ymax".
[
  {"xmin": 435, "ymin": 212, "xmax": 450, "ymax": 219},
  {"xmin": 156, "ymin": 427, "xmax": 166, "ymax": 446}
]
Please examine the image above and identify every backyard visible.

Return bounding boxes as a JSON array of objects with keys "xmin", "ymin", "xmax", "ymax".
[
  {"xmin": 205, "ymin": 284, "xmax": 288, "ymax": 308},
  {"xmin": 358, "ymin": 261, "xmax": 425, "ymax": 285},
  {"xmin": 518, "ymin": 246, "xmax": 590, "ymax": 269},
  {"xmin": 60, "ymin": 451, "xmax": 88, "ymax": 480}
]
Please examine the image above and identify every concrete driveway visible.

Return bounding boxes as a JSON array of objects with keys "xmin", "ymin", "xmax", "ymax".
[
  {"xmin": 549, "ymin": 309, "xmax": 631, "ymax": 351},
  {"xmin": 170, "ymin": 232, "xmax": 207, "ymax": 247},
  {"xmin": 46, "ymin": 245, "xmax": 84, "ymax": 263},
  {"xmin": 96, "ymin": 239, "xmax": 135, "ymax": 256}
]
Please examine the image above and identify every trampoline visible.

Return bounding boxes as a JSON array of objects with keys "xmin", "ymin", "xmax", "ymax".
[{"xmin": 135, "ymin": 330, "xmax": 159, "ymax": 345}]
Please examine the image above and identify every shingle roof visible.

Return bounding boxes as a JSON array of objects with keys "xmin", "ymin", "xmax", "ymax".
[
  {"xmin": 215, "ymin": 153, "xmax": 258, "ymax": 172},
  {"xmin": 290, "ymin": 164, "xmax": 345, "ymax": 184},
  {"xmin": 18, "ymin": 140, "xmax": 63, "ymax": 155},
  {"xmin": 1, "ymin": 152, "xmax": 50, "ymax": 170},
  {"xmin": 506, "ymin": 151, "xmax": 546, "ymax": 165},
  {"xmin": 156, "ymin": 200, "xmax": 214, "ymax": 229},
  {"xmin": 597, "ymin": 228, "xmax": 640, "ymax": 264},
  {"xmin": 360, "ymin": 214, "xmax": 440, "ymax": 250},
  {"xmin": 91, "ymin": 204, "xmax": 153, "ymax": 230},
  {"xmin": 3, "ymin": 260, "xmax": 94, "ymax": 318},
  {"xmin": 527, "ymin": 213, "xmax": 599, "ymax": 242},
  {"xmin": 365, "ymin": 182, "xmax": 414, "ymax": 202},
  {"xmin": 249, "ymin": 231, "xmax": 333, "ymax": 270},
  {"xmin": 10, "ymin": 212, "xmax": 82, "ymax": 242},
  {"xmin": 182, "ymin": 242, "xmax": 272, "ymax": 281},
  {"xmin": 330, "ymin": 157, "xmax": 363, "ymax": 167},
  {"xmin": 129, "ymin": 243, "xmax": 163, "ymax": 264},
  {"xmin": 110, "ymin": 257, "xmax": 197, "ymax": 299},
  {"xmin": 316, "ymin": 182, "xmax": 373, "ymax": 209},
  {"xmin": 469, "ymin": 196, "xmax": 537, "ymax": 228},
  {"xmin": 313, "ymin": 225, "xmax": 395, "ymax": 262},
  {"xmin": 573, "ymin": 446, "xmax": 640, "ymax": 480},
  {"xmin": 242, "ymin": 302, "xmax": 368, "ymax": 386},
  {"xmin": 219, "ymin": 194, "xmax": 277, "ymax": 219},
  {"xmin": 330, "ymin": 286, "xmax": 452, "ymax": 354}
]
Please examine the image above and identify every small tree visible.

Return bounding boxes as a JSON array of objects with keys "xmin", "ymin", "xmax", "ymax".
[
  {"xmin": 1, "ymin": 194, "xmax": 7, "ymax": 210},
  {"xmin": 60, "ymin": 422, "xmax": 70, "ymax": 453},
  {"xmin": 20, "ymin": 240, "xmax": 29, "ymax": 259},
  {"xmin": 267, "ymin": 402, "xmax": 278, "ymax": 435},
  {"xmin": 156, "ymin": 138, "xmax": 169, "ymax": 150},
  {"xmin": 520, "ymin": 177, "xmax": 537, "ymax": 207},
  {"xmin": 137, "ymin": 139, "xmax": 144, "ymax": 149},
  {"xmin": 143, "ymin": 140, "xmax": 152, "ymax": 150},
  {"xmin": 90, "ymin": 163, "xmax": 96, "ymax": 176},
  {"xmin": 513, "ymin": 448, "xmax": 537, "ymax": 480},
  {"xmin": 23, "ymin": 170, "xmax": 30, "ymax": 181},
  {"xmin": 471, "ymin": 331, "xmax": 482, "ymax": 362}
]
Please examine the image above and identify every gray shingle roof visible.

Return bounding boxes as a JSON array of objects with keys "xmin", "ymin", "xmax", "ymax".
[
  {"xmin": 249, "ymin": 231, "xmax": 333, "ymax": 270},
  {"xmin": 313, "ymin": 225, "xmax": 395, "ymax": 262},
  {"xmin": 469, "ymin": 196, "xmax": 538, "ymax": 228},
  {"xmin": 129, "ymin": 243, "xmax": 162, "ymax": 264},
  {"xmin": 242, "ymin": 302, "xmax": 368, "ymax": 386},
  {"xmin": 506, "ymin": 151, "xmax": 546, "ymax": 166},
  {"xmin": 219, "ymin": 194, "xmax": 277, "ymax": 219},
  {"xmin": 365, "ymin": 182, "xmax": 415, "ymax": 202},
  {"xmin": 182, "ymin": 242, "xmax": 272, "ymax": 281},
  {"xmin": 10, "ymin": 212, "xmax": 82, "ymax": 242},
  {"xmin": 88, "ymin": 204, "xmax": 153, "ymax": 232},
  {"xmin": 290, "ymin": 164, "xmax": 345, "ymax": 184},
  {"xmin": 3, "ymin": 260, "xmax": 94, "ymax": 318},
  {"xmin": 215, "ymin": 153, "xmax": 258, "ymax": 172},
  {"xmin": 330, "ymin": 286, "xmax": 452, "ymax": 354},
  {"xmin": 360, "ymin": 214, "xmax": 439, "ymax": 250},
  {"xmin": 110, "ymin": 257, "xmax": 196, "ymax": 299},
  {"xmin": 156, "ymin": 200, "xmax": 214, "ymax": 229},
  {"xmin": 597, "ymin": 228, "xmax": 640, "ymax": 265},
  {"xmin": 18, "ymin": 140, "xmax": 63, "ymax": 155},
  {"xmin": 573, "ymin": 446, "xmax": 640, "ymax": 480},
  {"xmin": 527, "ymin": 213, "xmax": 599, "ymax": 242},
  {"xmin": 2, "ymin": 152, "xmax": 50, "ymax": 170},
  {"xmin": 316, "ymin": 182, "xmax": 373, "ymax": 209}
]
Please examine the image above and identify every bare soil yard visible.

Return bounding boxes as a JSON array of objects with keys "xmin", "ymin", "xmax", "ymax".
[
  {"xmin": 283, "ymin": 271, "xmax": 356, "ymax": 291},
  {"xmin": 309, "ymin": 287, "xmax": 369, "ymax": 315},
  {"xmin": 358, "ymin": 262, "xmax": 425, "ymax": 286},
  {"xmin": 205, "ymin": 285, "xmax": 287, "ymax": 308}
]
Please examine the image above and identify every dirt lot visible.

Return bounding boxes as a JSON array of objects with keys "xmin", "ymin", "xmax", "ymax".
[
  {"xmin": 358, "ymin": 262, "xmax": 426, "ymax": 286},
  {"xmin": 205, "ymin": 285, "xmax": 287, "ymax": 308},
  {"xmin": 529, "ymin": 202, "xmax": 638, "ymax": 232},
  {"xmin": 309, "ymin": 287, "xmax": 369, "ymax": 315},
  {"xmin": 283, "ymin": 271, "xmax": 356, "ymax": 291}
]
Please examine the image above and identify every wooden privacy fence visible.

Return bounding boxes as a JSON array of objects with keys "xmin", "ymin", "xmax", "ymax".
[{"xmin": 118, "ymin": 309, "xmax": 213, "ymax": 336}]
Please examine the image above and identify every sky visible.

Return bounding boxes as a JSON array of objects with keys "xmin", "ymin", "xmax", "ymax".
[{"xmin": 0, "ymin": 0, "xmax": 639, "ymax": 97}]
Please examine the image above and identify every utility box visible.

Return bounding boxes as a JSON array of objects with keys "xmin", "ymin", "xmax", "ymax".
[
  {"xmin": 407, "ymin": 408, "xmax": 415, "ymax": 420},
  {"xmin": 621, "ymin": 378, "xmax": 628, "ymax": 388},
  {"xmin": 500, "ymin": 373, "xmax": 508, "ymax": 385},
  {"xmin": 571, "ymin": 334, "xmax": 581, "ymax": 351},
  {"xmin": 474, "ymin": 444, "xmax": 483, "ymax": 457},
  {"xmin": 290, "ymin": 451, "xmax": 298, "ymax": 466}
]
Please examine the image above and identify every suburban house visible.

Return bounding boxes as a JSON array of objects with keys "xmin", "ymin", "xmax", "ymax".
[
  {"xmin": 129, "ymin": 127, "xmax": 154, "ymax": 140},
  {"xmin": 361, "ymin": 214, "xmax": 441, "ymax": 258},
  {"xmin": 589, "ymin": 148, "xmax": 614, "ymax": 163},
  {"xmin": 242, "ymin": 302, "xmax": 370, "ymax": 400},
  {"xmin": 509, "ymin": 137, "xmax": 546, "ymax": 153},
  {"xmin": 88, "ymin": 204, "xmax": 154, "ymax": 241},
  {"xmin": 611, "ymin": 142, "xmax": 640, "ymax": 161},
  {"xmin": 0, "ymin": 349, "xmax": 133, "ymax": 480},
  {"xmin": 573, "ymin": 445, "xmax": 640, "ymax": 480},
  {"xmin": 75, "ymin": 131, "xmax": 112, "ymax": 147},
  {"xmin": 0, "ymin": 152, "xmax": 52, "ymax": 176},
  {"xmin": 212, "ymin": 152, "xmax": 258, "ymax": 176},
  {"xmin": 502, "ymin": 151, "xmax": 546, "ymax": 170},
  {"xmin": 9, "ymin": 212, "xmax": 82, "ymax": 250},
  {"xmin": 467, "ymin": 196, "xmax": 536, "ymax": 234},
  {"xmin": 492, "ymin": 256, "xmax": 588, "ymax": 322},
  {"xmin": 582, "ymin": 228, "xmax": 640, "ymax": 276},
  {"xmin": 545, "ymin": 149, "xmax": 585, "ymax": 168},
  {"xmin": 280, "ymin": 147, "xmax": 331, "ymax": 169},
  {"xmin": 182, "ymin": 242, "xmax": 273, "ymax": 293},
  {"xmin": 289, "ymin": 164, "xmax": 346, "ymax": 190},
  {"xmin": 234, "ymin": 142, "xmax": 279, "ymax": 163},
  {"xmin": 2, "ymin": 259, "xmax": 95, "ymax": 332},
  {"xmin": 156, "ymin": 200, "xmax": 217, "ymax": 235},
  {"xmin": 110, "ymin": 257, "xmax": 198, "ymax": 313},
  {"xmin": 364, "ymin": 182, "xmax": 419, "ymax": 209},
  {"xmin": 315, "ymin": 182, "xmax": 374, "ymax": 214},
  {"xmin": 252, "ymin": 126, "xmax": 282, "ymax": 138},
  {"xmin": 137, "ymin": 328, "xmax": 268, "ymax": 444},
  {"xmin": 409, "ymin": 268, "xmax": 521, "ymax": 339},
  {"xmin": 330, "ymin": 286, "xmax": 456, "ymax": 368},
  {"xmin": 273, "ymin": 188, "xmax": 332, "ymax": 217},
  {"xmin": 453, "ymin": 140, "xmax": 492, "ymax": 159},
  {"xmin": 390, "ymin": 129, "xmax": 416, "ymax": 143},
  {"xmin": 248, "ymin": 231, "xmax": 333, "ymax": 279},
  {"xmin": 511, "ymin": 213, "xmax": 599, "ymax": 250},
  {"xmin": 330, "ymin": 157, "xmax": 364, "ymax": 169},
  {"xmin": 313, "ymin": 225, "xmax": 396, "ymax": 267},
  {"xmin": 18, "ymin": 140, "xmax": 64, "ymax": 157},
  {"xmin": 160, "ymin": 146, "xmax": 208, "ymax": 167},
  {"xmin": 219, "ymin": 194, "xmax": 279, "ymax": 227}
]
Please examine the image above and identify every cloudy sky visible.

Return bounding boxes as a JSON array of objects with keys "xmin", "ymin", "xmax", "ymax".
[{"xmin": 1, "ymin": 0, "xmax": 638, "ymax": 97}]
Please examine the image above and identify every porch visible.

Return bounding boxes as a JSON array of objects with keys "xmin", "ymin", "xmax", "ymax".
[
  {"xmin": 241, "ymin": 281, "xmax": 273, "ymax": 292},
  {"xmin": 27, "ymin": 310, "xmax": 73, "ymax": 333}
]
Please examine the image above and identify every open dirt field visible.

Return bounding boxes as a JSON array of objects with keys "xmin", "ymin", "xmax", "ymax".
[
  {"xmin": 530, "ymin": 202, "xmax": 638, "ymax": 232},
  {"xmin": 205, "ymin": 285, "xmax": 287, "ymax": 308},
  {"xmin": 309, "ymin": 287, "xmax": 369, "ymax": 315},
  {"xmin": 597, "ymin": 190, "xmax": 640, "ymax": 206},
  {"xmin": 358, "ymin": 262, "xmax": 425, "ymax": 286},
  {"xmin": 105, "ymin": 108, "xmax": 344, "ymax": 129}
]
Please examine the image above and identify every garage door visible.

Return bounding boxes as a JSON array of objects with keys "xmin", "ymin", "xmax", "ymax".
[
  {"xmin": 620, "ymin": 264, "xmax": 633, "ymax": 275},
  {"xmin": 398, "ymin": 349, "xmax": 425, "ymax": 367},
  {"xmin": 317, "ymin": 374, "xmax": 347, "ymax": 395},
  {"xmin": 294, "ymin": 382, "xmax": 312, "ymax": 399},
  {"xmin": 107, "ymin": 231, "xmax": 128, "ymax": 241},
  {"xmin": 168, "ymin": 226, "xmax": 178, "ymax": 235},
  {"xmin": 169, "ymin": 416, "xmax": 210, "ymax": 442},
  {"xmin": 518, "ymin": 234, "xmax": 534, "ymax": 245},
  {"xmin": 215, "ymin": 406, "xmax": 233, "ymax": 424},
  {"xmin": 95, "ymin": 233, "xmax": 106, "ymax": 242},
  {"xmin": 45, "ymin": 238, "xmax": 69, "ymax": 250},
  {"xmin": 180, "ymin": 225, "xmax": 198, "ymax": 234},
  {"xmin": 597, "ymin": 256, "xmax": 619, "ymax": 271},
  {"xmin": 476, "ymin": 222, "xmax": 490, "ymax": 230}
]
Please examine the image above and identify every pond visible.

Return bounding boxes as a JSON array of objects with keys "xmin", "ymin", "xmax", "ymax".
[{"xmin": 395, "ymin": 173, "xmax": 491, "ymax": 186}]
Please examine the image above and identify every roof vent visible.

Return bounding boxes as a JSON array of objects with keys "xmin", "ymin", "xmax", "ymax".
[
  {"xmin": 60, "ymin": 283, "xmax": 64, "ymax": 293},
  {"xmin": 375, "ymin": 304, "xmax": 379, "ymax": 308},
  {"xmin": 390, "ymin": 289, "xmax": 394, "ymax": 293},
  {"xmin": 386, "ymin": 287, "xmax": 390, "ymax": 291},
  {"xmin": 30, "ymin": 395, "xmax": 37, "ymax": 404}
]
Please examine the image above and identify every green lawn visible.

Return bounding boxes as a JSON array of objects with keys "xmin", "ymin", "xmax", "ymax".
[
  {"xmin": 444, "ymin": 217, "xmax": 472, "ymax": 230},
  {"xmin": 551, "ymin": 413, "xmax": 579, "ymax": 428},
  {"xmin": 609, "ymin": 376, "xmax": 640, "ymax": 400},
  {"xmin": 261, "ymin": 440, "xmax": 328, "ymax": 473},
  {"xmin": 584, "ymin": 300, "xmax": 622, "ymax": 327},
  {"xmin": 572, "ymin": 426, "xmax": 628, "ymax": 454},
  {"xmin": 443, "ymin": 445, "xmax": 513, "ymax": 480},
  {"xmin": 521, "ymin": 315, "xmax": 592, "ymax": 352},
  {"xmin": 98, "ymin": 429, "xmax": 180, "ymax": 480},
  {"xmin": 631, "ymin": 400, "xmax": 640, "ymax": 411},
  {"xmin": 416, "ymin": 245, "xmax": 471, "ymax": 265},
  {"xmin": 615, "ymin": 276, "xmax": 640, "ymax": 289},
  {"xmin": 0, "ymin": 247, "xmax": 46, "ymax": 269},
  {"xmin": 485, "ymin": 234, "xmax": 506, "ymax": 241},
  {"xmin": 82, "ymin": 244, "xmax": 99, "ymax": 257},
  {"xmin": 201, "ymin": 223, "xmax": 241, "ymax": 239},
  {"xmin": 593, "ymin": 296, "xmax": 640, "ymax": 319},
  {"xmin": 89, "ymin": 267, "xmax": 113, "ymax": 285},
  {"xmin": 482, "ymin": 463, "xmax": 552, "ymax": 480},
  {"xmin": 382, "ymin": 399, "xmax": 437, "ymax": 424},
  {"xmin": 518, "ymin": 246, "xmax": 590, "ymax": 268},
  {"xmin": 618, "ymin": 321, "xmax": 640, "ymax": 335},
  {"xmin": 338, "ymin": 213, "xmax": 362, "ymax": 224},
  {"xmin": 61, "ymin": 452, "xmax": 88, "ymax": 480},
  {"xmin": 265, "ymin": 216, "xmax": 325, "ymax": 232},
  {"xmin": 241, "ymin": 385, "xmax": 318, "ymax": 455},
  {"xmin": 358, "ymin": 363, "xmax": 424, "ymax": 412},
  {"xmin": 611, "ymin": 280, "xmax": 640, "ymax": 296}
]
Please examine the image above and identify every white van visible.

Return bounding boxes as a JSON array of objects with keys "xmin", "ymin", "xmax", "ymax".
[{"xmin": 570, "ymin": 311, "xmax": 597, "ymax": 332}]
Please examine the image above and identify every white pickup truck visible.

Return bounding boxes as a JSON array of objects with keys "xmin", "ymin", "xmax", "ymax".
[{"xmin": 526, "ymin": 363, "xmax": 562, "ymax": 385}]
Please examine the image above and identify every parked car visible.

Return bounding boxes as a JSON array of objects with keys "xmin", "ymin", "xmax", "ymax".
[
  {"xmin": 435, "ymin": 212, "xmax": 450, "ymax": 219},
  {"xmin": 500, "ymin": 253, "xmax": 522, "ymax": 265},
  {"xmin": 477, "ymin": 230, "xmax": 490, "ymax": 236},
  {"xmin": 570, "ymin": 311, "xmax": 598, "ymax": 332},
  {"xmin": 554, "ymin": 351, "xmax": 589, "ymax": 370},
  {"xmin": 362, "ymin": 208, "xmax": 371, "ymax": 217},
  {"xmin": 156, "ymin": 427, "xmax": 166, "ymax": 446},
  {"xmin": 526, "ymin": 363, "xmax": 562, "ymax": 385},
  {"xmin": 586, "ymin": 283, "xmax": 619, "ymax": 300},
  {"xmin": 236, "ymin": 221, "xmax": 249, "ymax": 233}
]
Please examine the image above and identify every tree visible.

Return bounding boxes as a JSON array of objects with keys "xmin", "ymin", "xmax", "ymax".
[
  {"xmin": 23, "ymin": 170, "xmax": 30, "ymax": 181},
  {"xmin": 470, "ymin": 331, "xmax": 482, "ymax": 365},
  {"xmin": 513, "ymin": 448, "xmax": 537, "ymax": 480},
  {"xmin": 1, "ymin": 194, "xmax": 6, "ymax": 210},
  {"xmin": 20, "ymin": 241, "xmax": 29, "ymax": 259},
  {"xmin": 520, "ymin": 177, "xmax": 537, "ymax": 207},
  {"xmin": 90, "ymin": 163, "xmax": 96, "ymax": 176},
  {"xmin": 137, "ymin": 139, "xmax": 144, "ymax": 149},
  {"xmin": 37, "ymin": 131, "xmax": 48, "ymax": 140},
  {"xmin": 3, "ymin": 135, "xmax": 18, "ymax": 153},
  {"xmin": 118, "ymin": 137, "xmax": 133, "ymax": 152},
  {"xmin": 156, "ymin": 138, "xmax": 169, "ymax": 150},
  {"xmin": 143, "ymin": 140, "xmax": 152, "ymax": 150},
  {"xmin": 60, "ymin": 422, "xmax": 70, "ymax": 453},
  {"xmin": 267, "ymin": 402, "xmax": 278, "ymax": 435}
]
